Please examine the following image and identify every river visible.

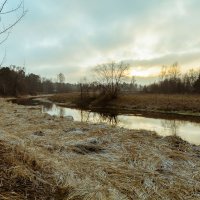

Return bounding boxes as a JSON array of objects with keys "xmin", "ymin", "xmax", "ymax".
[{"xmin": 11, "ymin": 98, "xmax": 200, "ymax": 145}]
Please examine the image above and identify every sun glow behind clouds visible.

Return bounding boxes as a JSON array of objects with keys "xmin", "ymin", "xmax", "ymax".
[
  {"xmin": 130, "ymin": 67, "xmax": 160, "ymax": 77},
  {"xmin": 132, "ymin": 34, "xmax": 160, "ymax": 60},
  {"xmin": 4, "ymin": 0, "xmax": 200, "ymax": 84}
]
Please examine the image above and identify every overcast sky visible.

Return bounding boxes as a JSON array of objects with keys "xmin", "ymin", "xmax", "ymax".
[{"xmin": 1, "ymin": 0, "xmax": 200, "ymax": 84}]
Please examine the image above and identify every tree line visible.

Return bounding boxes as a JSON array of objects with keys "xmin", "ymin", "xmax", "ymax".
[
  {"xmin": 1, "ymin": 62, "xmax": 199, "ymax": 97},
  {"xmin": 143, "ymin": 63, "xmax": 200, "ymax": 94},
  {"xmin": 78, "ymin": 62, "xmax": 200, "ymax": 107},
  {"xmin": 0, "ymin": 66, "xmax": 78, "ymax": 96}
]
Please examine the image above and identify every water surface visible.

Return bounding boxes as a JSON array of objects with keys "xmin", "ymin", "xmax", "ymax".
[
  {"xmin": 11, "ymin": 98, "xmax": 200, "ymax": 145},
  {"xmin": 42, "ymin": 103, "xmax": 200, "ymax": 145}
]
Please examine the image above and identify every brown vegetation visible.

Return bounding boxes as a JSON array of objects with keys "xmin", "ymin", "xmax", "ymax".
[
  {"xmin": 0, "ymin": 140, "xmax": 64, "ymax": 200},
  {"xmin": 49, "ymin": 92, "xmax": 80, "ymax": 107},
  {"xmin": 111, "ymin": 94, "xmax": 200, "ymax": 114},
  {"xmin": 110, "ymin": 93, "xmax": 200, "ymax": 114},
  {"xmin": 0, "ymin": 99, "xmax": 200, "ymax": 199},
  {"xmin": 144, "ymin": 63, "xmax": 200, "ymax": 94},
  {"xmin": 0, "ymin": 66, "xmax": 80, "ymax": 96},
  {"xmin": 93, "ymin": 62, "xmax": 130, "ymax": 99},
  {"xmin": 49, "ymin": 93, "xmax": 200, "ymax": 116}
]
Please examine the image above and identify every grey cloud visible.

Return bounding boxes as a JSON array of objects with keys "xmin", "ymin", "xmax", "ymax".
[
  {"xmin": 1, "ymin": 0, "xmax": 200, "ymax": 84},
  {"xmin": 126, "ymin": 51, "xmax": 200, "ymax": 68}
]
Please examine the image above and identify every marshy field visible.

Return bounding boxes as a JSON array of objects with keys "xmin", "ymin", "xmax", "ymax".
[{"xmin": 1, "ymin": 97, "xmax": 200, "ymax": 199}]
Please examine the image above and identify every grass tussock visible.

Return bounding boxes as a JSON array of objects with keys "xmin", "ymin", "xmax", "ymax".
[
  {"xmin": 0, "ymin": 140, "xmax": 67, "ymax": 200},
  {"xmin": 71, "ymin": 144, "xmax": 105, "ymax": 155},
  {"xmin": 0, "ymin": 99, "xmax": 200, "ymax": 199}
]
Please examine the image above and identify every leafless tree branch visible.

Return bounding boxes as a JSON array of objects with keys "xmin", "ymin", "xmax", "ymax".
[
  {"xmin": 94, "ymin": 61, "xmax": 130, "ymax": 99},
  {"xmin": 0, "ymin": 31, "xmax": 9, "ymax": 45},
  {"xmin": 0, "ymin": 0, "xmax": 27, "ymax": 38},
  {"xmin": 0, "ymin": 0, "xmax": 26, "ymax": 65},
  {"xmin": 0, "ymin": 1, "xmax": 23, "ymax": 15},
  {"xmin": 0, "ymin": 49, "xmax": 6, "ymax": 67},
  {"xmin": 0, "ymin": 0, "xmax": 8, "ymax": 13}
]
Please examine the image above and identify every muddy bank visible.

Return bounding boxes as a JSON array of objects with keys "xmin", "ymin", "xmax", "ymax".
[{"xmin": 0, "ymin": 99, "xmax": 200, "ymax": 199}]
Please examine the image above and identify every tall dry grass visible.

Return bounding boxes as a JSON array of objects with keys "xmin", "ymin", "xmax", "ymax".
[
  {"xmin": 111, "ymin": 93, "xmax": 200, "ymax": 113},
  {"xmin": 0, "ymin": 99, "xmax": 200, "ymax": 199},
  {"xmin": 49, "ymin": 93, "xmax": 200, "ymax": 115},
  {"xmin": 49, "ymin": 92, "xmax": 80, "ymax": 104}
]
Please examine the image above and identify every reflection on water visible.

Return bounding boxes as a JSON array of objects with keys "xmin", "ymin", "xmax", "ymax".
[
  {"xmin": 161, "ymin": 120, "xmax": 184, "ymax": 136},
  {"xmin": 42, "ymin": 104, "xmax": 119, "ymax": 125},
  {"xmin": 42, "ymin": 103, "xmax": 200, "ymax": 145}
]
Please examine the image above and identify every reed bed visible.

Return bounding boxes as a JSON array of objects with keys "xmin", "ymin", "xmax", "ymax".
[{"xmin": 0, "ymin": 99, "xmax": 200, "ymax": 199}]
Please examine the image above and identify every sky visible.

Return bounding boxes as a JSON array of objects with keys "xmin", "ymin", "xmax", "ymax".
[{"xmin": 0, "ymin": 0, "xmax": 200, "ymax": 84}]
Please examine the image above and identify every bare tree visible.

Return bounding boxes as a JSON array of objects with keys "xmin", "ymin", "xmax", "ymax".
[
  {"xmin": 79, "ymin": 77, "xmax": 90, "ymax": 101},
  {"xmin": 183, "ymin": 69, "xmax": 198, "ymax": 93},
  {"xmin": 56, "ymin": 73, "xmax": 65, "ymax": 93},
  {"xmin": 0, "ymin": 0, "xmax": 26, "ymax": 65},
  {"xmin": 159, "ymin": 63, "xmax": 181, "ymax": 81},
  {"xmin": 94, "ymin": 61, "xmax": 130, "ymax": 99},
  {"xmin": 0, "ymin": 0, "xmax": 26, "ymax": 42},
  {"xmin": 57, "ymin": 73, "xmax": 65, "ymax": 83},
  {"xmin": 130, "ymin": 75, "xmax": 137, "ymax": 92},
  {"xmin": 159, "ymin": 65, "xmax": 168, "ymax": 81},
  {"xmin": 167, "ymin": 62, "xmax": 181, "ymax": 81}
]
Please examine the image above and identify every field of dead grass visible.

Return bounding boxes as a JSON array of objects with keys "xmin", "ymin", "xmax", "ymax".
[
  {"xmin": 49, "ymin": 93, "xmax": 200, "ymax": 116},
  {"xmin": 0, "ymin": 99, "xmax": 200, "ymax": 199},
  {"xmin": 108, "ymin": 93, "xmax": 200, "ymax": 115},
  {"xmin": 49, "ymin": 92, "xmax": 80, "ymax": 105}
]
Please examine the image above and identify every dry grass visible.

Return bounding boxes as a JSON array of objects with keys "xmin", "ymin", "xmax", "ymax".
[
  {"xmin": 110, "ymin": 93, "xmax": 200, "ymax": 114},
  {"xmin": 0, "ymin": 99, "xmax": 200, "ymax": 199},
  {"xmin": 0, "ymin": 140, "xmax": 64, "ymax": 200},
  {"xmin": 49, "ymin": 92, "xmax": 80, "ymax": 104},
  {"xmin": 49, "ymin": 93, "xmax": 200, "ymax": 116}
]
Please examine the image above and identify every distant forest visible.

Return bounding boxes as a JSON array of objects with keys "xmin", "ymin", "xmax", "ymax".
[
  {"xmin": 143, "ymin": 63, "xmax": 200, "ymax": 94},
  {"xmin": 0, "ymin": 66, "xmax": 79, "ymax": 96},
  {"xmin": 0, "ymin": 63, "xmax": 200, "ymax": 97}
]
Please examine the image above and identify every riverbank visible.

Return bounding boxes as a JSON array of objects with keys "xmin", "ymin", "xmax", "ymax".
[
  {"xmin": 109, "ymin": 93, "xmax": 200, "ymax": 116},
  {"xmin": 0, "ymin": 99, "xmax": 200, "ymax": 199},
  {"xmin": 49, "ymin": 93, "xmax": 200, "ymax": 118}
]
